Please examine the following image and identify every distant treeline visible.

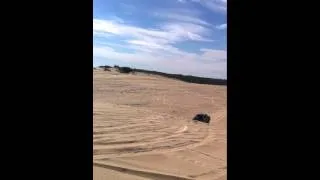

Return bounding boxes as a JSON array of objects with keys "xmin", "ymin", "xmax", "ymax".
[
  {"xmin": 98, "ymin": 65, "xmax": 111, "ymax": 69},
  {"xmin": 97, "ymin": 65, "xmax": 226, "ymax": 86}
]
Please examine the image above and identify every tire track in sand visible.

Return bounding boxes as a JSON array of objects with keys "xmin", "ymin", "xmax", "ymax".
[{"xmin": 94, "ymin": 161, "xmax": 194, "ymax": 180}]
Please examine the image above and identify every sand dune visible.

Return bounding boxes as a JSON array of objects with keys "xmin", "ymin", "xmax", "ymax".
[{"xmin": 93, "ymin": 69, "xmax": 226, "ymax": 180}]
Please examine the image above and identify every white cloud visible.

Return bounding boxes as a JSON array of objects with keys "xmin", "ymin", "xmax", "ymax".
[
  {"xmin": 110, "ymin": 16, "xmax": 124, "ymax": 23},
  {"xmin": 159, "ymin": 8, "xmax": 203, "ymax": 17},
  {"xmin": 187, "ymin": 32, "xmax": 215, "ymax": 42},
  {"xmin": 93, "ymin": 20, "xmax": 121, "ymax": 34},
  {"xmin": 93, "ymin": 31, "xmax": 114, "ymax": 38},
  {"xmin": 216, "ymin": 23, "xmax": 227, "ymax": 30},
  {"xmin": 93, "ymin": 19, "xmax": 213, "ymax": 45},
  {"xmin": 191, "ymin": 0, "xmax": 227, "ymax": 13},
  {"xmin": 127, "ymin": 40, "xmax": 163, "ymax": 49},
  {"xmin": 93, "ymin": 18, "xmax": 226, "ymax": 79},
  {"xmin": 153, "ymin": 12, "xmax": 211, "ymax": 26}
]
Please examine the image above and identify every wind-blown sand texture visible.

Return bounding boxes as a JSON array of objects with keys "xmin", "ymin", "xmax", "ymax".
[{"xmin": 93, "ymin": 69, "xmax": 226, "ymax": 180}]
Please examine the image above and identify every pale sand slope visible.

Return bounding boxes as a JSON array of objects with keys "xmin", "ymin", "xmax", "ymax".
[{"xmin": 93, "ymin": 69, "xmax": 226, "ymax": 180}]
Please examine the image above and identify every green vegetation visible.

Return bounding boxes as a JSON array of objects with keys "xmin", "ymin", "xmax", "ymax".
[
  {"xmin": 118, "ymin": 67, "xmax": 133, "ymax": 73},
  {"xmin": 99, "ymin": 65, "xmax": 111, "ymax": 68},
  {"xmin": 98, "ymin": 65, "xmax": 111, "ymax": 71},
  {"xmin": 100, "ymin": 65, "xmax": 226, "ymax": 86},
  {"xmin": 133, "ymin": 68, "xmax": 226, "ymax": 86}
]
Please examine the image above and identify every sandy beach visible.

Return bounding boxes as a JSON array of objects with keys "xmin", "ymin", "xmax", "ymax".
[{"xmin": 93, "ymin": 69, "xmax": 226, "ymax": 180}]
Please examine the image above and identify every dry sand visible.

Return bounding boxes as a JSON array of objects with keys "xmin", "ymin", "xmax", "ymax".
[{"xmin": 93, "ymin": 69, "xmax": 226, "ymax": 180}]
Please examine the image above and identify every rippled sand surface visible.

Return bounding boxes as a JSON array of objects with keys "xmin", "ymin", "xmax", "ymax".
[{"xmin": 93, "ymin": 69, "xmax": 226, "ymax": 180}]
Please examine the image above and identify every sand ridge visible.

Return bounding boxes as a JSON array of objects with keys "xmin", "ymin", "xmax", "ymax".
[{"xmin": 93, "ymin": 69, "xmax": 226, "ymax": 180}]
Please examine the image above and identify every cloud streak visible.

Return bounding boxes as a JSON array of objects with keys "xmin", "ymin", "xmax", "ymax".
[
  {"xmin": 93, "ymin": 18, "xmax": 214, "ymax": 46},
  {"xmin": 191, "ymin": 0, "xmax": 227, "ymax": 13},
  {"xmin": 216, "ymin": 23, "xmax": 227, "ymax": 30},
  {"xmin": 153, "ymin": 12, "xmax": 211, "ymax": 26}
]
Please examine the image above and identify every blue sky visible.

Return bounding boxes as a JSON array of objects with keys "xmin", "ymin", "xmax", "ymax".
[{"xmin": 93, "ymin": 0, "xmax": 227, "ymax": 79}]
